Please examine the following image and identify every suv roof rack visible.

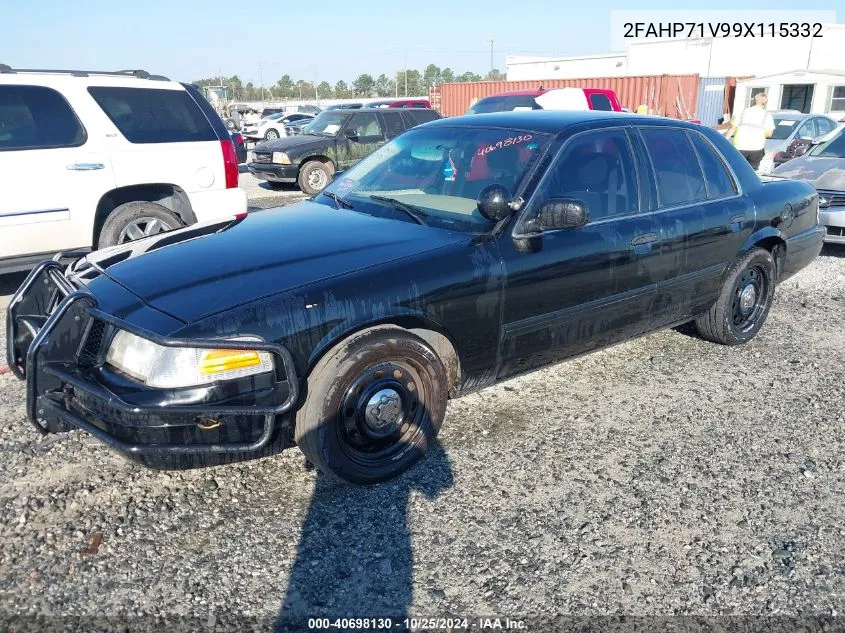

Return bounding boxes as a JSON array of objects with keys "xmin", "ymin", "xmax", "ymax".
[{"xmin": 0, "ymin": 66, "xmax": 169, "ymax": 81}]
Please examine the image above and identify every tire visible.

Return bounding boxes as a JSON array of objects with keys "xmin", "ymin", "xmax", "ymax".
[
  {"xmin": 264, "ymin": 129, "xmax": 280, "ymax": 141},
  {"xmin": 294, "ymin": 327, "xmax": 448, "ymax": 484},
  {"xmin": 98, "ymin": 201, "xmax": 182, "ymax": 248},
  {"xmin": 694, "ymin": 247, "xmax": 776, "ymax": 345},
  {"xmin": 225, "ymin": 118, "xmax": 236, "ymax": 130},
  {"xmin": 297, "ymin": 160, "xmax": 332, "ymax": 195}
]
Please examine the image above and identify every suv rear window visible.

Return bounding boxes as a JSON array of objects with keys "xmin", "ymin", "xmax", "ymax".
[
  {"xmin": 88, "ymin": 86, "xmax": 216, "ymax": 144},
  {"xmin": 0, "ymin": 85, "xmax": 86, "ymax": 151}
]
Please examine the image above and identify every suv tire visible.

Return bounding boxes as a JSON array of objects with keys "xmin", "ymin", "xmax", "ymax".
[
  {"xmin": 695, "ymin": 247, "xmax": 776, "ymax": 345},
  {"xmin": 298, "ymin": 160, "xmax": 332, "ymax": 195},
  {"xmin": 99, "ymin": 201, "xmax": 183, "ymax": 247},
  {"xmin": 294, "ymin": 328, "xmax": 448, "ymax": 484}
]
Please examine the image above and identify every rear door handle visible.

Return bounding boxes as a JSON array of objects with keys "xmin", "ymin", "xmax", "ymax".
[
  {"xmin": 67, "ymin": 162, "xmax": 105, "ymax": 171},
  {"xmin": 630, "ymin": 232, "xmax": 659, "ymax": 246},
  {"xmin": 728, "ymin": 214, "xmax": 746, "ymax": 224}
]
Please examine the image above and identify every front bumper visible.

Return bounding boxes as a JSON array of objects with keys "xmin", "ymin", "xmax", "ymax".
[
  {"xmin": 6, "ymin": 260, "xmax": 299, "ymax": 463},
  {"xmin": 247, "ymin": 162, "xmax": 298, "ymax": 183},
  {"xmin": 820, "ymin": 207, "xmax": 845, "ymax": 244}
]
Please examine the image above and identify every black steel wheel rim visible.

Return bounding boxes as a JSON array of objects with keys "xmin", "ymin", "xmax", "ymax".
[
  {"xmin": 337, "ymin": 360, "xmax": 426, "ymax": 461},
  {"xmin": 731, "ymin": 265, "xmax": 768, "ymax": 332}
]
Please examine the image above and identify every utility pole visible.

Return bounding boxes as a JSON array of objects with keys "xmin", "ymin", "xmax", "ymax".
[
  {"xmin": 404, "ymin": 53, "xmax": 408, "ymax": 97},
  {"xmin": 258, "ymin": 62, "xmax": 265, "ymax": 100},
  {"xmin": 314, "ymin": 70, "xmax": 318, "ymax": 101},
  {"xmin": 488, "ymin": 39, "xmax": 495, "ymax": 74}
]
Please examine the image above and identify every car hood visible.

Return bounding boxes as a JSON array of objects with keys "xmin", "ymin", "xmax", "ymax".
[
  {"xmin": 80, "ymin": 201, "xmax": 468, "ymax": 323},
  {"xmin": 773, "ymin": 155, "xmax": 845, "ymax": 191},
  {"xmin": 254, "ymin": 134, "xmax": 331, "ymax": 155}
]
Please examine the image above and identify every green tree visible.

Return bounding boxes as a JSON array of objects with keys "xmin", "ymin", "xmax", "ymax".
[
  {"xmin": 396, "ymin": 69, "xmax": 423, "ymax": 96},
  {"xmin": 423, "ymin": 64, "xmax": 441, "ymax": 90},
  {"xmin": 486, "ymin": 69, "xmax": 505, "ymax": 81},
  {"xmin": 454, "ymin": 71, "xmax": 483, "ymax": 83},
  {"xmin": 374, "ymin": 73, "xmax": 395, "ymax": 97},
  {"xmin": 441, "ymin": 67, "xmax": 455, "ymax": 84},
  {"xmin": 352, "ymin": 74, "xmax": 376, "ymax": 97},
  {"xmin": 334, "ymin": 80, "xmax": 350, "ymax": 98},
  {"xmin": 275, "ymin": 74, "xmax": 295, "ymax": 98},
  {"xmin": 316, "ymin": 81, "xmax": 333, "ymax": 99},
  {"xmin": 295, "ymin": 79, "xmax": 315, "ymax": 100}
]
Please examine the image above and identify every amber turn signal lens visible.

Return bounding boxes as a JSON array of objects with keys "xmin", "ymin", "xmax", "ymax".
[{"xmin": 198, "ymin": 349, "xmax": 262, "ymax": 375}]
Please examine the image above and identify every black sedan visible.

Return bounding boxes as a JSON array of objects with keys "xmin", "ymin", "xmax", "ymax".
[{"xmin": 7, "ymin": 111, "xmax": 823, "ymax": 484}]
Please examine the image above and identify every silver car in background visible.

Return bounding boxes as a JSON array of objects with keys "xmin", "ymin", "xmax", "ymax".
[
  {"xmin": 758, "ymin": 111, "xmax": 839, "ymax": 175},
  {"xmin": 774, "ymin": 126, "xmax": 845, "ymax": 244}
]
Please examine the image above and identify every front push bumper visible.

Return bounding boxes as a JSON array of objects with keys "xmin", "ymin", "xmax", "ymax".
[{"xmin": 6, "ymin": 260, "xmax": 299, "ymax": 462}]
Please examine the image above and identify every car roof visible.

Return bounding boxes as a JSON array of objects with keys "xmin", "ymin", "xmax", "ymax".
[
  {"xmin": 483, "ymin": 89, "xmax": 546, "ymax": 97},
  {"xmin": 422, "ymin": 110, "xmax": 698, "ymax": 134}
]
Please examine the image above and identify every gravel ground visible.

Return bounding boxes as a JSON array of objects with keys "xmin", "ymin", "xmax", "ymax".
[{"xmin": 0, "ymin": 246, "xmax": 843, "ymax": 632}]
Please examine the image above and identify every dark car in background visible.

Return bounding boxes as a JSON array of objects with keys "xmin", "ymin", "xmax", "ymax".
[
  {"xmin": 8, "ymin": 112, "xmax": 822, "ymax": 484},
  {"xmin": 367, "ymin": 99, "xmax": 432, "ymax": 109},
  {"xmin": 774, "ymin": 126, "xmax": 845, "ymax": 244},
  {"xmin": 247, "ymin": 107, "xmax": 440, "ymax": 194},
  {"xmin": 231, "ymin": 131, "xmax": 247, "ymax": 164},
  {"xmin": 324, "ymin": 103, "xmax": 363, "ymax": 111}
]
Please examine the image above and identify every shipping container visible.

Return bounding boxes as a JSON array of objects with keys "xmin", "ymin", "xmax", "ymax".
[{"xmin": 436, "ymin": 75, "xmax": 701, "ymax": 119}]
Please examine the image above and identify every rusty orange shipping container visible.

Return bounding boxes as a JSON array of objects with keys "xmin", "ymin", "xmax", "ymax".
[{"xmin": 434, "ymin": 74, "xmax": 701, "ymax": 119}]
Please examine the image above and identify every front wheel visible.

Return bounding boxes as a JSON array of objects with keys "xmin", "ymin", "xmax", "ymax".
[
  {"xmin": 264, "ymin": 129, "xmax": 280, "ymax": 141},
  {"xmin": 297, "ymin": 160, "xmax": 332, "ymax": 195},
  {"xmin": 294, "ymin": 328, "xmax": 448, "ymax": 484},
  {"xmin": 695, "ymin": 247, "xmax": 776, "ymax": 345}
]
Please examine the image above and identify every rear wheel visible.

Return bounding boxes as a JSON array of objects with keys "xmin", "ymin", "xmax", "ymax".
[
  {"xmin": 295, "ymin": 328, "xmax": 448, "ymax": 484},
  {"xmin": 98, "ymin": 201, "xmax": 182, "ymax": 247},
  {"xmin": 264, "ymin": 129, "xmax": 280, "ymax": 141},
  {"xmin": 297, "ymin": 160, "xmax": 332, "ymax": 195},
  {"xmin": 695, "ymin": 247, "xmax": 776, "ymax": 345}
]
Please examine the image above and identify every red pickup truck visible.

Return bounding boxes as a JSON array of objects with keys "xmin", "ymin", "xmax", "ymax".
[{"xmin": 466, "ymin": 87, "xmax": 622, "ymax": 114}]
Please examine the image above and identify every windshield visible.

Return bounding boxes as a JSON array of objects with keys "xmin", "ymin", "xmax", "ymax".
[
  {"xmin": 467, "ymin": 95, "xmax": 542, "ymax": 114},
  {"xmin": 809, "ymin": 127, "xmax": 845, "ymax": 158},
  {"xmin": 302, "ymin": 111, "xmax": 347, "ymax": 136},
  {"xmin": 318, "ymin": 126, "xmax": 551, "ymax": 231},
  {"xmin": 770, "ymin": 117, "xmax": 800, "ymax": 140}
]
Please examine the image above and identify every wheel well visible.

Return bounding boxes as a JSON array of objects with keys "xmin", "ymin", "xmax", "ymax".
[
  {"xmin": 753, "ymin": 236, "xmax": 786, "ymax": 278},
  {"xmin": 310, "ymin": 322, "xmax": 462, "ymax": 398},
  {"xmin": 93, "ymin": 184, "xmax": 194, "ymax": 248}
]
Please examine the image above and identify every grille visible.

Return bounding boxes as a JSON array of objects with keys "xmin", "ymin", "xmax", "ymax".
[
  {"xmin": 252, "ymin": 152, "xmax": 272, "ymax": 164},
  {"xmin": 817, "ymin": 190, "xmax": 845, "ymax": 207},
  {"xmin": 827, "ymin": 226, "xmax": 845, "ymax": 238},
  {"xmin": 79, "ymin": 319, "xmax": 107, "ymax": 366}
]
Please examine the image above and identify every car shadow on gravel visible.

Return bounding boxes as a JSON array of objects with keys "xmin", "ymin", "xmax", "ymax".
[
  {"xmin": 274, "ymin": 442, "xmax": 453, "ymax": 632},
  {"xmin": 820, "ymin": 244, "xmax": 845, "ymax": 259}
]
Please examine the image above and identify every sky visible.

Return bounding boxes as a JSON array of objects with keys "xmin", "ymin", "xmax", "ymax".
[{"xmin": 1, "ymin": 0, "xmax": 840, "ymax": 86}]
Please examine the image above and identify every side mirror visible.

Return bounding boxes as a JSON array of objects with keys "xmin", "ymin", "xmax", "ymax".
[
  {"xmin": 535, "ymin": 198, "xmax": 588, "ymax": 231},
  {"xmin": 793, "ymin": 143, "xmax": 810, "ymax": 157},
  {"xmin": 477, "ymin": 184, "xmax": 513, "ymax": 222},
  {"xmin": 344, "ymin": 128, "xmax": 359, "ymax": 140}
]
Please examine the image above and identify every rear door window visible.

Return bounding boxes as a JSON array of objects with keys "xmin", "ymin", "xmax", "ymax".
[
  {"xmin": 640, "ymin": 128, "xmax": 707, "ymax": 207},
  {"xmin": 687, "ymin": 132, "xmax": 737, "ymax": 199},
  {"xmin": 88, "ymin": 86, "xmax": 216, "ymax": 144},
  {"xmin": 588, "ymin": 93, "xmax": 613, "ymax": 111},
  {"xmin": 380, "ymin": 112, "xmax": 405, "ymax": 138},
  {"xmin": 0, "ymin": 85, "xmax": 86, "ymax": 150}
]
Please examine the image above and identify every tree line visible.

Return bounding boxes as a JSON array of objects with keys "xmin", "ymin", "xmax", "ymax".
[{"xmin": 192, "ymin": 65, "xmax": 505, "ymax": 101}]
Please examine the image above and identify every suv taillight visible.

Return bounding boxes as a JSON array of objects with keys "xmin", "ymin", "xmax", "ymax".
[{"xmin": 221, "ymin": 139, "xmax": 239, "ymax": 189}]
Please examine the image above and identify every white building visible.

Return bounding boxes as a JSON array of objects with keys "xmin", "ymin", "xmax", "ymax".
[
  {"xmin": 733, "ymin": 70, "xmax": 845, "ymax": 119},
  {"xmin": 506, "ymin": 23, "xmax": 845, "ymax": 80}
]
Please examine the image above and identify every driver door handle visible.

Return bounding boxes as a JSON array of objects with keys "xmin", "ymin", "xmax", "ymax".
[
  {"xmin": 630, "ymin": 232, "xmax": 659, "ymax": 246},
  {"xmin": 67, "ymin": 162, "xmax": 105, "ymax": 171}
]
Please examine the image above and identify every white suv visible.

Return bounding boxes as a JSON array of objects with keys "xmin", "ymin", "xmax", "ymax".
[{"xmin": 0, "ymin": 67, "xmax": 247, "ymax": 274}]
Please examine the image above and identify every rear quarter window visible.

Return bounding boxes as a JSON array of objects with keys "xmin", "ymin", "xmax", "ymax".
[
  {"xmin": 406, "ymin": 109, "xmax": 440, "ymax": 126},
  {"xmin": 687, "ymin": 132, "xmax": 737, "ymax": 199},
  {"xmin": 88, "ymin": 86, "xmax": 217, "ymax": 144}
]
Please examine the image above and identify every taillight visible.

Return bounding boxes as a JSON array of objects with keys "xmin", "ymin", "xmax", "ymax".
[{"xmin": 221, "ymin": 139, "xmax": 239, "ymax": 189}]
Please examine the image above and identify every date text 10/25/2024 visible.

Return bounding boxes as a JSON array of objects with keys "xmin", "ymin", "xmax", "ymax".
[
  {"xmin": 307, "ymin": 617, "xmax": 527, "ymax": 630},
  {"xmin": 623, "ymin": 22, "xmax": 823, "ymax": 38}
]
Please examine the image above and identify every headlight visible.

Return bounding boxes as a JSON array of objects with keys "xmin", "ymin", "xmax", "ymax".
[
  {"xmin": 105, "ymin": 331, "xmax": 274, "ymax": 388},
  {"xmin": 272, "ymin": 152, "xmax": 291, "ymax": 164}
]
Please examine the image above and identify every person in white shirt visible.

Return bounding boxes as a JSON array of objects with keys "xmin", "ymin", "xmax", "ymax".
[{"xmin": 729, "ymin": 92, "xmax": 775, "ymax": 170}]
